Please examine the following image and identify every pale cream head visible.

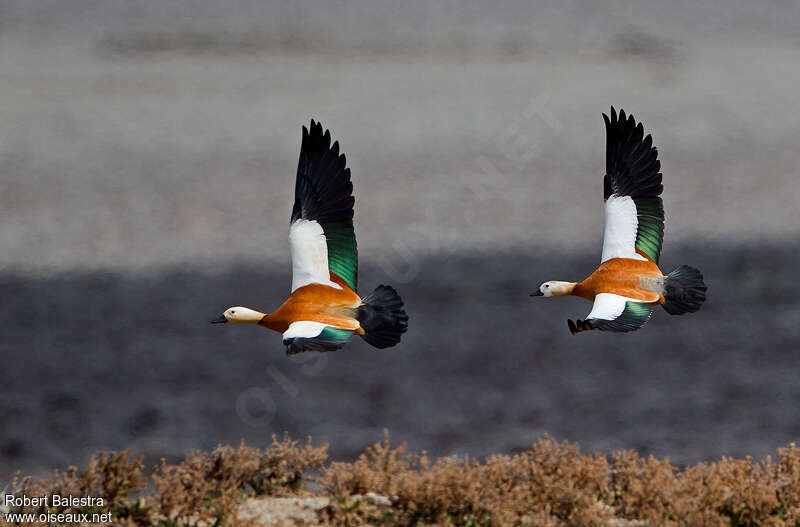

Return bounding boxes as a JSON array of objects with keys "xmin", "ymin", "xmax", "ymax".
[
  {"xmin": 211, "ymin": 306, "xmax": 266, "ymax": 324},
  {"xmin": 534, "ymin": 281, "xmax": 575, "ymax": 297}
]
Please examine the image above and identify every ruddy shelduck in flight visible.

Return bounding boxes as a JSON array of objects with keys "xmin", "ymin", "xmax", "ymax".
[
  {"xmin": 531, "ymin": 107, "xmax": 707, "ymax": 334},
  {"xmin": 212, "ymin": 120, "xmax": 408, "ymax": 354}
]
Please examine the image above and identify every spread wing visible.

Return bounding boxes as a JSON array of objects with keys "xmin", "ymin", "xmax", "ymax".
[
  {"xmin": 282, "ymin": 321, "xmax": 355, "ymax": 355},
  {"xmin": 601, "ymin": 107, "xmax": 664, "ymax": 264},
  {"xmin": 568, "ymin": 293, "xmax": 656, "ymax": 335},
  {"xmin": 289, "ymin": 120, "xmax": 358, "ymax": 292}
]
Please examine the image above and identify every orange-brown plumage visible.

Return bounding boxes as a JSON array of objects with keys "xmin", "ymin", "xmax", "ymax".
[
  {"xmin": 212, "ymin": 119, "xmax": 408, "ymax": 354},
  {"xmin": 572, "ymin": 258, "xmax": 665, "ymax": 304},
  {"xmin": 531, "ymin": 107, "xmax": 706, "ymax": 334},
  {"xmin": 260, "ymin": 274, "xmax": 363, "ymax": 333}
]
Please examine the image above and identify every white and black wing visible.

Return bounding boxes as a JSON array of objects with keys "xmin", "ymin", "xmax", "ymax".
[
  {"xmin": 289, "ymin": 120, "xmax": 358, "ymax": 293},
  {"xmin": 601, "ymin": 107, "xmax": 664, "ymax": 264},
  {"xmin": 282, "ymin": 321, "xmax": 355, "ymax": 355},
  {"xmin": 568, "ymin": 293, "xmax": 656, "ymax": 335}
]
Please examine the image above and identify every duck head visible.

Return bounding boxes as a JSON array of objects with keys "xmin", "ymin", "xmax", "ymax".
[
  {"xmin": 211, "ymin": 306, "xmax": 266, "ymax": 324},
  {"xmin": 530, "ymin": 281, "xmax": 576, "ymax": 297}
]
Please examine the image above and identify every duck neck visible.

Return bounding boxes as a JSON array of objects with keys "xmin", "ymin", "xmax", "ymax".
[
  {"xmin": 258, "ymin": 311, "xmax": 281, "ymax": 331},
  {"xmin": 569, "ymin": 281, "xmax": 594, "ymax": 300},
  {"xmin": 551, "ymin": 281, "xmax": 578, "ymax": 297},
  {"xmin": 234, "ymin": 307, "xmax": 268, "ymax": 324}
]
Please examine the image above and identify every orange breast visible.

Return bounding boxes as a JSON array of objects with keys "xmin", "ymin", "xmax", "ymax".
[
  {"xmin": 260, "ymin": 274, "xmax": 362, "ymax": 333},
  {"xmin": 574, "ymin": 258, "xmax": 665, "ymax": 303}
]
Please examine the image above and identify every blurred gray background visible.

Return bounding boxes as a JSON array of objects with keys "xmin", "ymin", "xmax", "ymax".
[{"xmin": 1, "ymin": 1, "xmax": 800, "ymax": 478}]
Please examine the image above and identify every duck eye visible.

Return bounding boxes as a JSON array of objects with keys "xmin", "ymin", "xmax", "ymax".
[
  {"xmin": 231, "ymin": 310, "xmax": 236, "ymax": 314},
  {"xmin": 545, "ymin": 284, "xmax": 550, "ymax": 288}
]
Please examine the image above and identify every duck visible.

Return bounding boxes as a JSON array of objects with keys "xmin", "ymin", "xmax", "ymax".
[
  {"xmin": 212, "ymin": 120, "xmax": 408, "ymax": 354},
  {"xmin": 531, "ymin": 107, "xmax": 707, "ymax": 335}
]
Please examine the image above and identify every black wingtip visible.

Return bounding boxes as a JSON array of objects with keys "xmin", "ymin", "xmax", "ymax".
[
  {"xmin": 568, "ymin": 318, "xmax": 598, "ymax": 335},
  {"xmin": 305, "ymin": 119, "xmax": 328, "ymax": 144},
  {"xmin": 605, "ymin": 106, "xmax": 631, "ymax": 128},
  {"xmin": 605, "ymin": 106, "xmax": 640, "ymax": 126},
  {"xmin": 567, "ymin": 319, "xmax": 578, "ymax": 335},
  {"xmin": 604, "ymin": 105, "xmax": 663, "ymax": 201}
]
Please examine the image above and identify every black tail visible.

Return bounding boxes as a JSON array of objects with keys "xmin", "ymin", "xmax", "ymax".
[
  {"xmin": 662, "ymin": 265, "xmax": 707, "ymax": 315},
  {"xmin": 357, "ymin": 285, "xmax": 408, "ymax": 349}
]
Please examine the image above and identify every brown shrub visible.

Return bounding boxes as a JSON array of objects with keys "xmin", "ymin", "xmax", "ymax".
[
  {"xmin": 7, "ymin": 434, "xmax": 800, "ymax": 527},
  {"xmin": 609, "ymin": 450, "xmax": 677, "ymax": 522},
  {"xmin": 320, "ymin": 435, "xmax": 613, "ymax": 526},
  {"xmin": 775, "ymin": 443, "xmax": 800, "ymax": 524},
  {"xmin": 6, "ymin": 451, "xmax": 147, "ymax": 527},
  {"xmin": 2, "ymin": 435, "xmax": 327, "ymax": 527},
  {"xmin": 150, "ymin": 434, "xmax": 328, "ymax": 526},
  {"xmin": 510, "ymin": 436, "xmax": 612, "ymax": 525}
]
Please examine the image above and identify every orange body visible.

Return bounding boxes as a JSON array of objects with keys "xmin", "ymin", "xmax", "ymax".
[
  {"xmin": 573, "ymin": 257, "xmax": 666, "ymax": 303},
  {"xmin": 259, "ymin": 274, "xmax": 364, "ymax": 333}
]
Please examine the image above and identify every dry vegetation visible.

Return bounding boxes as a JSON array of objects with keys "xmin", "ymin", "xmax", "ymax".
[{"xmin": 4, "ymin": 433, "xmax": 800, "ymax": 526}]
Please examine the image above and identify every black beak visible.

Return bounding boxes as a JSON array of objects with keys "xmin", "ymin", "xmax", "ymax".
[
  {"xmin": 530, "ymin": 290, "xmax": 544, "ymax": 297},
  {"xmin": 211, "ymin": 315, "xmax": 228, "ymax": 324}
]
